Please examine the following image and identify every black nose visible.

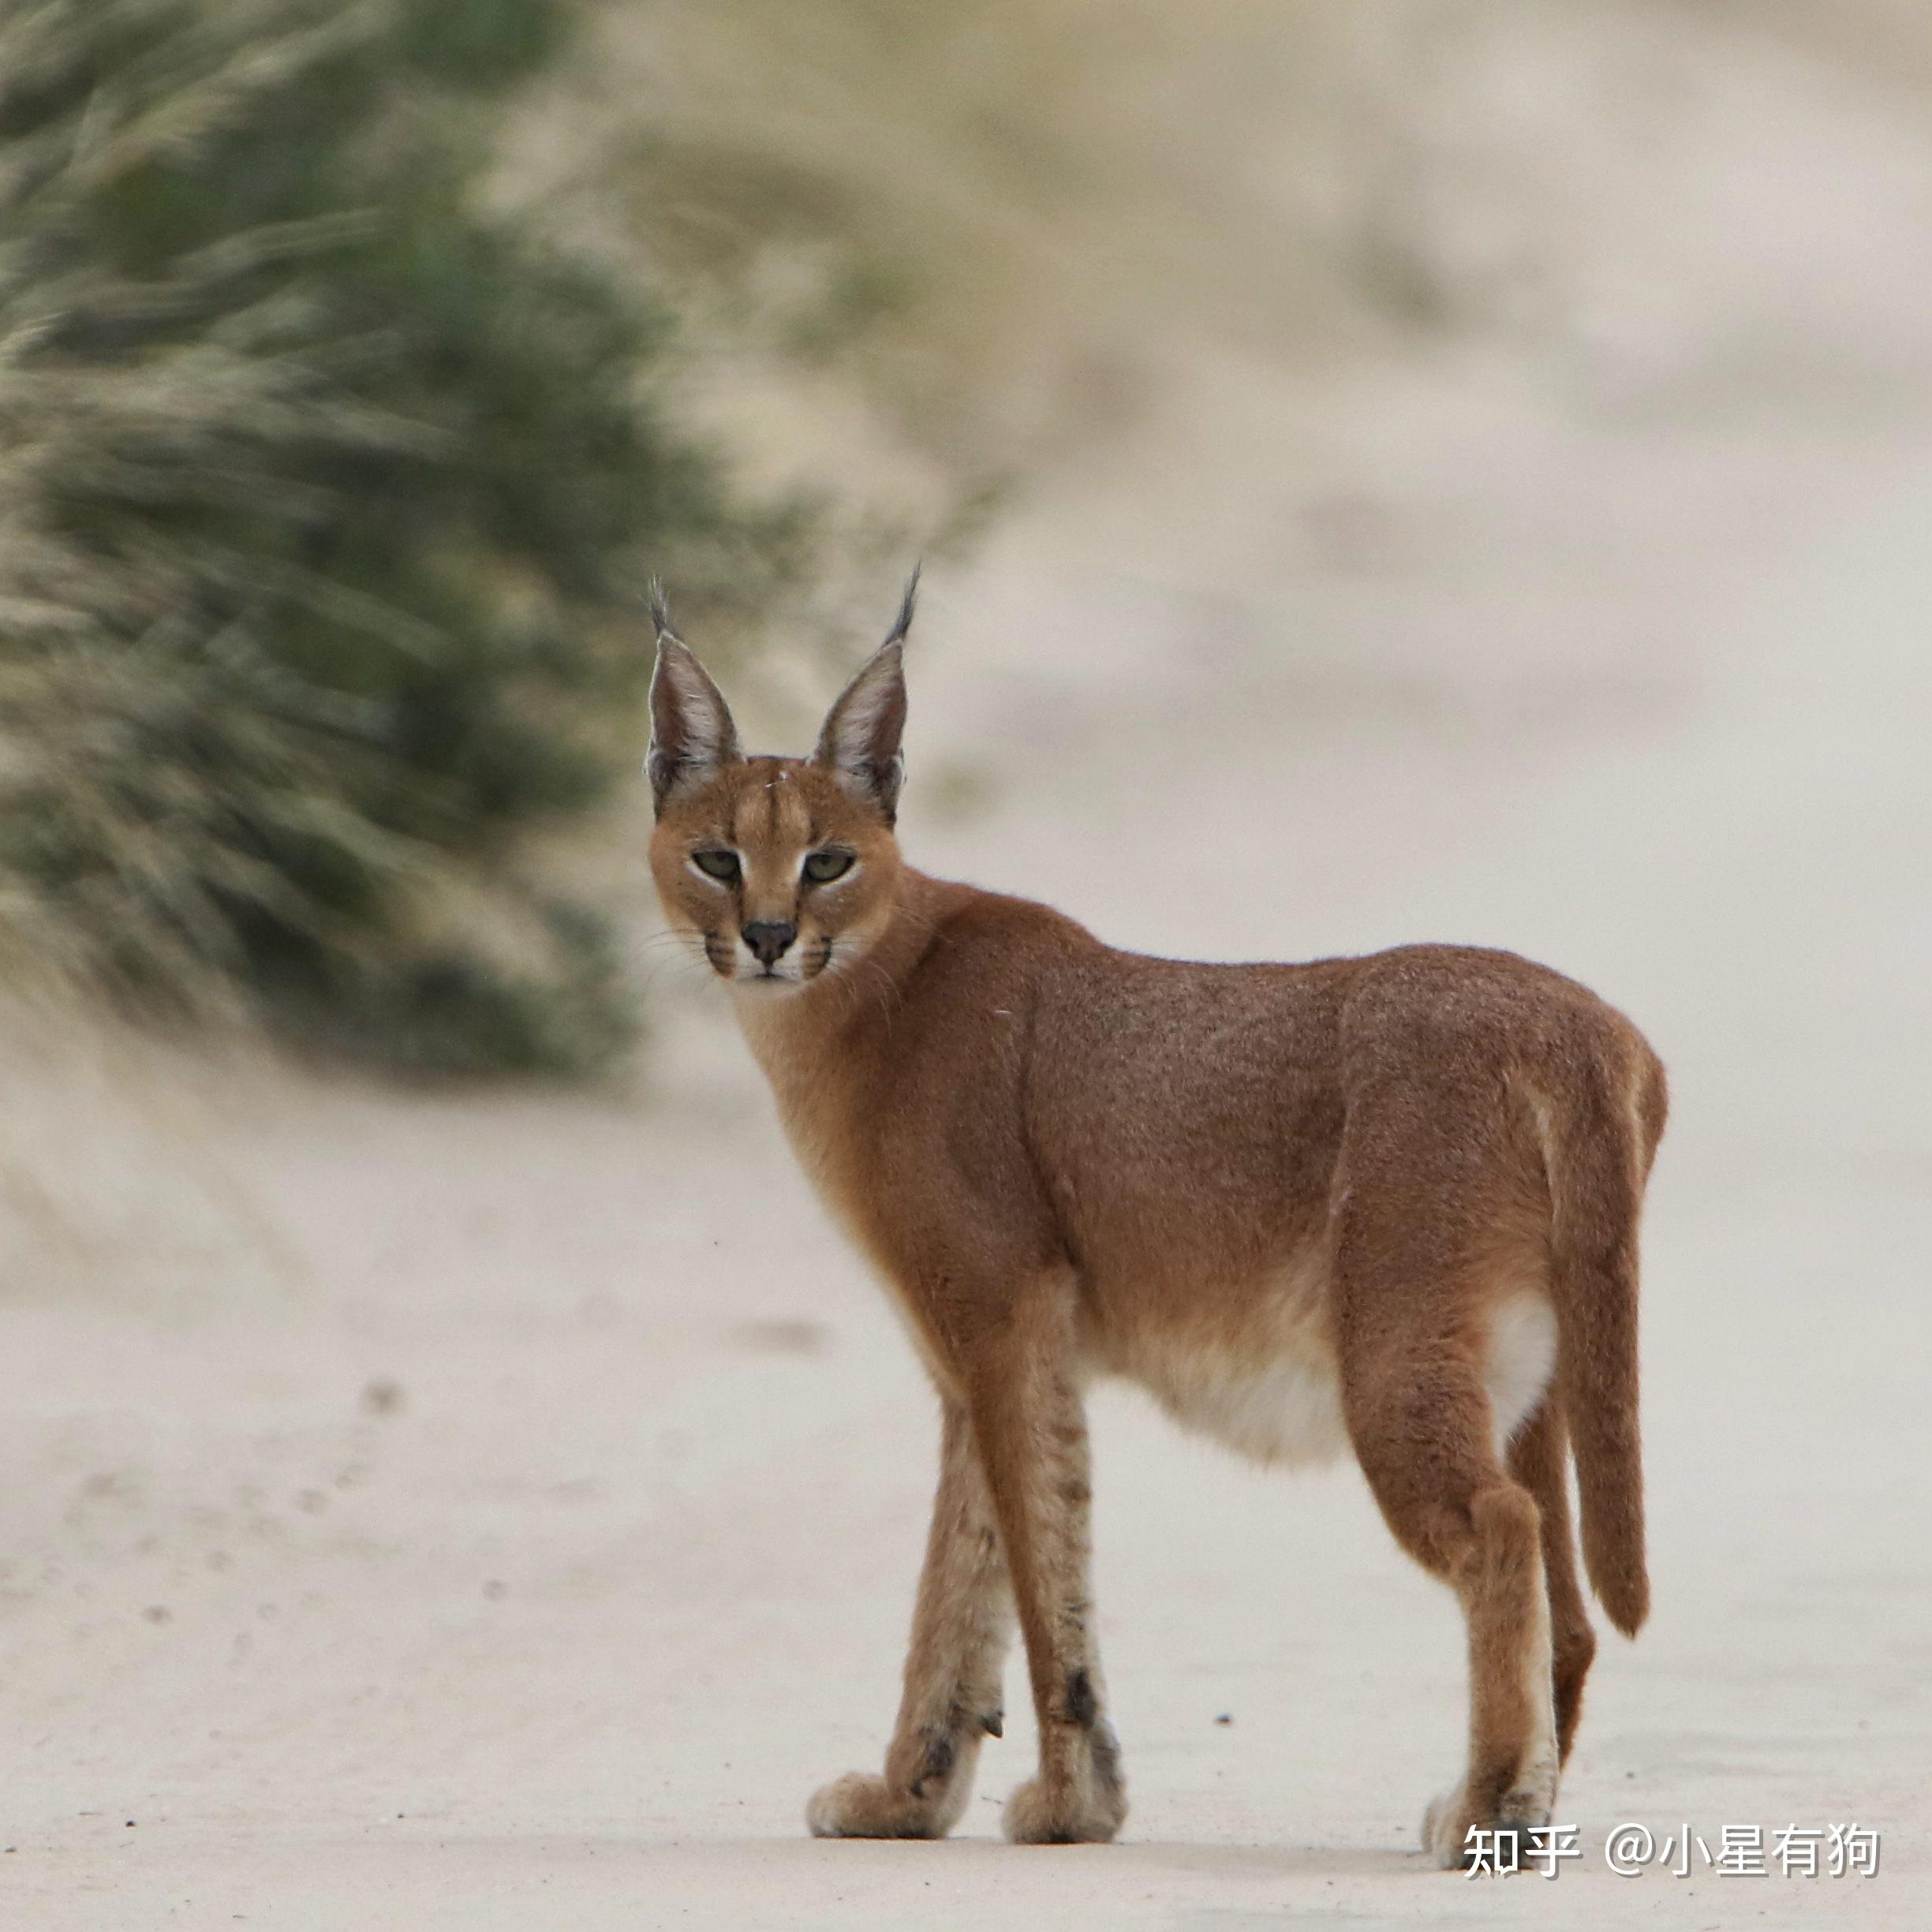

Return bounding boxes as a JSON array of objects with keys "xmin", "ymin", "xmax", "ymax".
[{"xmin": 742, "ymin": 920, "xmax": 797, "ymax": 967}]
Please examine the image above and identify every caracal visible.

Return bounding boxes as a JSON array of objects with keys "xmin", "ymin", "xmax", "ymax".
[{"xmin": 645, "ymin": 580, "xmax": 1665, "ymax": 1867}]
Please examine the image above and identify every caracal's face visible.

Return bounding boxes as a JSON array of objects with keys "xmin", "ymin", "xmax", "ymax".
[
  {"xmin": 649, "ymin": 755, "xmax": 903, "ymax": 992},
  {"xmin": 645, "ymin": 577, "xmax": 915, "ymax": 993}
]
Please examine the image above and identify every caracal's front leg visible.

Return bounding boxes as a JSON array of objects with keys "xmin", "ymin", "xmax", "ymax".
[
  {"xmin": 965, "ymin": 1283, "xmax": 1127, "ymax": 1845},
  {"xmin": 808, "ymin": 1399, "xmax": 1014, "ymax": 1838}
]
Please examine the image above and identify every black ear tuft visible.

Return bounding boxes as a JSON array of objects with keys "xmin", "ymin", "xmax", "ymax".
[
  {"xmin": 646, "ymin": 577, "xmax": 678, "ymax": 645},
  {"xmin": 882, "ymin": 563, "xmax": 920, "ymax": 649}
]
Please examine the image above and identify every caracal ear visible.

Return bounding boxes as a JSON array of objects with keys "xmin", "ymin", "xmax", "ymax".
[
  {"xmin": 645, "ymin": 582, "xmax": 742, "ymax": 814},
  {"xmin": 811, "ymin": 569, "xmax": 917, "ymax": 824}
]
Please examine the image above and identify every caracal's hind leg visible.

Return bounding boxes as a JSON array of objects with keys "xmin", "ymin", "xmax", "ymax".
[
  {"xmin": 1333, "ymin": 1125, "xmax": 1560, "ymax": 1869},
  {"xmin": 1343, "ymin": 1323, "xmax": 1560, "ymax": 1869},
  {"xmin": 1508, "ymin": 1396, "xmax": 1596, "ymax": 1764},
  {"xmin": 808, "ymin": 1399, "xmax": 1014, "ymax": 1838}
]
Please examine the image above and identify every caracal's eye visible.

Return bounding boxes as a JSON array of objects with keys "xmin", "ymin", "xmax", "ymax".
[
  {"xmin": 691, "ymin": 848, "xmax": 741, "ymax": 883},
  {"xmin": 802, "ymin": 847, "xmax": 854, "ymax": 884}
]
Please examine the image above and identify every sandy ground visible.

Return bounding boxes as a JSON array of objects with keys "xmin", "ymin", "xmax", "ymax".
[{"xmin": 3, "ymin": 332, "xmax": 1929, "ymax": 1930}]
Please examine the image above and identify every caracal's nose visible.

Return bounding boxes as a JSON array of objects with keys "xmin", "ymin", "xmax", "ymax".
[{"xmin": 742, "ymin": 920, "xmax": 798, "ymax": 966}]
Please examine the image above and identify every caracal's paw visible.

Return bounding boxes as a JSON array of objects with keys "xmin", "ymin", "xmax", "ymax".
[
  {"xmin": 1422, "ymin": 1776, "xmax": 1556, "ymax": 1873},
  {"xmin": 807, "ymin": 1771, "xmax": 953, "ymax": 1840},
  {"xmin": 1422, "ymin": 1781, "xmax": 1475, "ymax": 1870},
  {"xmin": 1003, "ymin": 1721, "xmax": 1128, "ymax": 1845}
]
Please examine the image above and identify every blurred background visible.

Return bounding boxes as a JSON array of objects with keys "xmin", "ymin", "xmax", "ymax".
[{"xmin": 2, "ymin": 3, "xmax": 1926, "ymax": 1926}]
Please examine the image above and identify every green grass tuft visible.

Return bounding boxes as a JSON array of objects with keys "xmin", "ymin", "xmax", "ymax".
[{"xmin": 0, "ymin": 0, "xmax": 820, "ymax": 1074}]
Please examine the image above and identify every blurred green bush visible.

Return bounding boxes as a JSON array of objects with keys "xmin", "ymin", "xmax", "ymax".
[{"xmin": 0, "ymin": 0, "xmax": 817, "ymax": 1074}]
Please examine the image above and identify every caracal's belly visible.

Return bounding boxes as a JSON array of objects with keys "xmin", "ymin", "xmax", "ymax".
[
  {"xmin": 1100, "ymin": 1256, "xmax": 1560, "ymax": 1470},
  {"xmin": 1141, "ymin": 1338, "xmax": 1351, "ymax": 1467},
  {"xmin": 1105, "ymin": 1250, "xmax": 1353, "ymax": 1469}
]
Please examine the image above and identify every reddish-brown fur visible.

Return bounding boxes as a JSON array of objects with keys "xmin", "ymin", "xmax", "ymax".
[{"xmin": 645, "ymin": 585, "xmax": 1665, "ymax": 1865}]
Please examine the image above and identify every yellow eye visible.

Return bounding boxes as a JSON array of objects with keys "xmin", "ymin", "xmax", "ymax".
[
  {"xmin": 692, "ymin": 848, "xmax": 740, "ymax": 882},
  {"xmin": 802, "ymin": 848, "xmax": 854, "ymax": 884}
]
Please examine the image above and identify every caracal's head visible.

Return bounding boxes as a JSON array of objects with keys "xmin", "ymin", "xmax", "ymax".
[{"xmin": 645, "ymin": 577, "xmax": 915, "ymax": 994}]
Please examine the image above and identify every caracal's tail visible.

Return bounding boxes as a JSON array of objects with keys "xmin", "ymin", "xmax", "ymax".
[{"xmin": 1539, "ymin": 1031, "xmax": 1668, "ymax": 1638}]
